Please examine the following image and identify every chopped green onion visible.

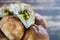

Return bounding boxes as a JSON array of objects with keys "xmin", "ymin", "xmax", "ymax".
[
  {"xmin": 18, "ymin": 10, "xmax": 30, "ymax": 20},
  {"xmin": 3, "ymin": 9, "xmax": 13, "ymax": 16}
]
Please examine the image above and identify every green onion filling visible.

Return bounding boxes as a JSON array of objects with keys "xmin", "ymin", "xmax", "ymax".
[
  {"xmin": 18, "ymin": 10, "xmax": 30, "ymax": 20},
  {"xmin": 3, "ymin": 9, "xmax": 13, "ymax": 16}
]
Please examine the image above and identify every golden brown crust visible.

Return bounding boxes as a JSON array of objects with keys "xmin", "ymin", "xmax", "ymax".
[
  {"xmin": 23, "ymin": 24, "xmax": 49, "ymax": 40},
  {"xmin": 0, "ymin": 16, "xmax": 25, "ymax": 40},
  {"xmin": 35, "ymin": 13, "xmax": 47, "ymax": 29},
  {"xmin": 0, "ymin": 19, "xmax": 8, "ymax": 40},
  {"xmin": 0, "ymin": 30, "xmax": 9, "ymax": 40}
]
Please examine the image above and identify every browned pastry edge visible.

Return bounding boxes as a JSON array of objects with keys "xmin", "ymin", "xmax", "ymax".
[
  {"xmin": 35, "ymin": 13, "xmax": 47, "ymax": 29},
  {"xmin": 22, "ymin": 24, "xmax": 49, "ymax": 40},
  {"xmin": 0, "ymin": 30, "xmax": 9, "ymax": 40},
  {"xmin": 0, "ymin": 16, "xmax": 25, "ymax": 40}
]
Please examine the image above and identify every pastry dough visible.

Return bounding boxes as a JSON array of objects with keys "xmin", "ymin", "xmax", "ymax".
[
  {"xmin": 23, "ymin": 24, "xmax": 49, "ymax": 40},
  {"xmin": 35, "ymin": 13, "xmax": 47, "ymax": 29},
  {"xmin": 0, "ymin": 16, "xmax": 24, "ymax": 40}
]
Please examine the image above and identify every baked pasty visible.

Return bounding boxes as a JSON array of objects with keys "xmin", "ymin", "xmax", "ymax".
[
  {"xmin": 0, "ymin": 2, "xmax": 35, "ymax": 28},
  {"xmin": 23, "ymin": 24, "xmax": 49, "ymax": 40},
  {"xmin": 35, "ymin": 13, "xmax": 47, "ymax": 29},
  {"xmin": 0, "ymin": 16, "xmax": 24, "ymax": 40}
]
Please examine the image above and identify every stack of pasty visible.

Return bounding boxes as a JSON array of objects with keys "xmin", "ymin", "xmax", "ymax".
[{"xmin": 0, "ymin": 2, "xmax": 49, "ymax": 40}]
